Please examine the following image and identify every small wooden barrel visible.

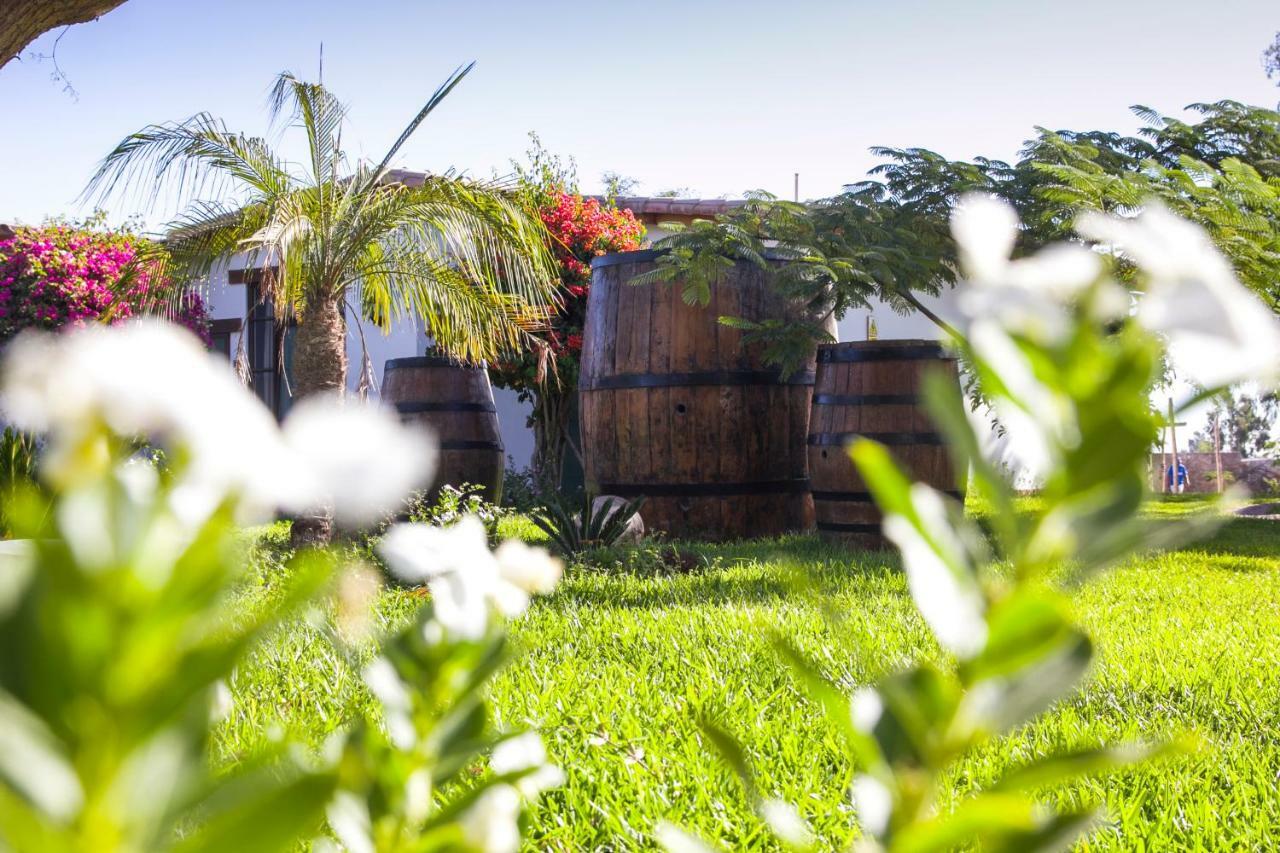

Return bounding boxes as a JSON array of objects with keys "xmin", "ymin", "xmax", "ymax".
[
  {"xmin": 382, "ymin": 357, "xmax": 504, "ymax": 503},
  {"xmin": 808, "ymin": 340, "xmax": 964, "ymax": 548},
  {"xmin": 580, "ymin": 249, "xmax": 815, "ymax": 541}
]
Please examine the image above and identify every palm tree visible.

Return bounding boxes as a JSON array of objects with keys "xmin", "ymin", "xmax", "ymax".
[{"xmin": 86, "ymin": 64, "xmax": 559, "ymax": 542}]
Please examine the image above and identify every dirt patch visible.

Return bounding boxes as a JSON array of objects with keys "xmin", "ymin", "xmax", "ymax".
[{"xmin": 1234, "ymin": 503, "xmax": 1280, "ymax": 518}]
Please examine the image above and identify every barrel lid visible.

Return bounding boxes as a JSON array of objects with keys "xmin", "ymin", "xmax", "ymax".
[
  {"xmin": 591, "ymin": 248, "xmax": 668, "ymax": 269},
  {"xmin": 817, "ymin": 339, "xmax": 953, "ymax": 363},
  {"xmin": 385, "ymin": 356, "xmax": 486, "ymax": 370},
  {"xmin": 591, "ymin": 246, "xmax": 795, "ymax": 269}
]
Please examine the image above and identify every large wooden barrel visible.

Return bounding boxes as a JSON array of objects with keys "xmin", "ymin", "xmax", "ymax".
[
  {"xmin": 580, "ymin": 249, "xmax": 814, "ymax": 541},
  {"xmin": 382, "ymin": 357, "xmax": 504, "ymax": 502},
  {"xmin": 808, "ymin": 340, "xmax": 965, "ymax": 548}
]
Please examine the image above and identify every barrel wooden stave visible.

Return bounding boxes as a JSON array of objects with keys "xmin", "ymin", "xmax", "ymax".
[
  {"xmin": 382, "ymin": 357, "xmax": 504, "ymax": 503},
  {"xmin": 808, "ymin": 340, "xmax": 963, "ymax": 548},
  {"xmin": 581, "ymin": 251, "xmax": 813, "ymax": 541}
]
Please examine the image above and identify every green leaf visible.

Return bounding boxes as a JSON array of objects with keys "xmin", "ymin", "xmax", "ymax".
[
  {"xmin": 698, "ymin": 718, "xmax": 759, "ymax": 804},
  {"xmin": 174, "ymin": 766, "xmax": 336, "ymax": 853},
  {"xmin": 990, "ymin": 739, "xmax": 1195, "ymax": 794}
]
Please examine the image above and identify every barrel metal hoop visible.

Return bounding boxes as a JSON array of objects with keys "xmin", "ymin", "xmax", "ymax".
[
  {"xmin": 386, "ymin": 356, "xmax": 481, "ymax": 370},
  {"xmin": 438, "ymin": 440, "xmax": 503, "ymax": 452},
  {"xmin": 817, "ymin": 345, "xmax": 951, "ymax": 363},
  {"xmin": 816, "ymin": 521, "xmax": 882, "ymax": 534},
  {"xmin": 811, "ymin": 490, "xmax": 874, "ymax": 502},
  {"xmin": 581, "ymin": 369, "xmax": 815, "ymax": 391},
  {"xmin": 813, "ymin": 489, "xmax": 964, "ymax": 502},
  {"xmin": 394, "ymin": 401, "xmax": 496, "ymax": 414},
  {"xmin": 812, "ymin": 393, "xmax": 920, "ymax": 406},
  {"xmin": 808, "ymin": 432, "xmax": 945, "ymax": 447},
  {"xmin": 598, "ymin": 478, "xmax": 810, "ymax": 497}
]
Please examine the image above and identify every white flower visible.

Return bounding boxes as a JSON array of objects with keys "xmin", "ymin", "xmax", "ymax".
[
  {"xmin": 378, "ymin": 518, "xmax": 561, "ymax": 640},
  {"xmin": 281, "ymin": 396, "xmax": 435, "ymax": 527},
  {"xmin": 326, "ymin": 790, "xmax": 374, "ymax": 853},
  {"xmin": 654, "ymin": 822, "xmax": 718, "ymax": 853},
  {"xmin": 952, "ymin": 194, "xmax": 1101, "ymax": 344},
  {"xmin": 967, "ymin": 322, "xmax": 1079, "ymax": 480},
  {"xmin": 760, "ymin": 799, "xmax": 813, "ymax": 848},
  {"xmin": 362, "ymin": 657, "xmax": 415, "ymax": 749},
  {"xmin": 491, "ymin": 732, "xmax": 565, "ymax": 799},
  {"xmin": 0, "ymin": 320, "xmax": 437, "ymax": 529},
  {"xmin": 1078, "ymin": 205, "xmax": 1280, "ymax": 389},
  {"xmin": 460, "ymin": 784, "xmax": 522, "ymax": 853},
  {"xmin": 209, "ymin": 680, "xmax": 234, "ymax": 724},
  {"xmin": 882, "ymin": 485, "xmax": 987, "ymax": 659},
  {"xmin": 850, "ymin": 688, "xmax": 883, "ymax": 733},
  {"xmin": 851, "ymin": 774, "xmax": 892, "ymax": 836},
  {"xmin": 493, "ymin": 538, "xmax": 563, "ymax": 595}
]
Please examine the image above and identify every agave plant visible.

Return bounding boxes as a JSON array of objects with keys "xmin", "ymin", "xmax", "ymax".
[{"xmin": 530, "ymin": 493, "xmax": 645, "ymax": 556}]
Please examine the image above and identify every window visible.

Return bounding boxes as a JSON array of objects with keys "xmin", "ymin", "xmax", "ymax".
[
  {"xmin": 208, "ymin": 318, "xmax": 240, "ymax": 359},
  {"xmin": 241, "ymin": 277, "xmax": 296, "ymax": 420}
]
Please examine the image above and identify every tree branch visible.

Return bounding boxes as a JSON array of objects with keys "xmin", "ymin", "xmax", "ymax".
[{"xmin": 1, "ymin": 0, "xmax": 130, "ymax": 70}]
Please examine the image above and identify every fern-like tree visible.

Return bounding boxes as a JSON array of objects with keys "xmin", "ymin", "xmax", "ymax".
[{"xmin": 86, "ymin": 64, "xmax": 559, "ymax": 543}]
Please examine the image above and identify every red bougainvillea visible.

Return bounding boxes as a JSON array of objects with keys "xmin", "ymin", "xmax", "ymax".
[
  {"xmin": 0, "ymin": 223, "xmax": 210, "ymax": 345},
  {"xmin": 489, "ymin": 191, "xmax": 644, "ymax": 485},
  {"xmin": 492, "ymin": 191, "xmax": 643, "ymax": 376}
]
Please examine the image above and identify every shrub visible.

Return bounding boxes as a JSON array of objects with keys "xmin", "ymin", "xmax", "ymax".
[{"xmin": 0, "ymin": 218, "xmax": 210, "ymax": 344}]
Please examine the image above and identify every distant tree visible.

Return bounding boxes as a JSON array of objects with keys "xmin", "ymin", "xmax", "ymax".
[
  {"xmin": 600, "ymin": 171, "xmax": 639, "ymax": 200},
  {"xmin": 0, "ymin": 0, "xmax": 129, "ymax": 69},
  {"xmin": 1265, "ymin": 32, "xmax": 1280, "ymax": 86},
  {"xmin": 1194, "ymin": 392, "xmax": 1278, "ymax": 458},
  {"xmin": 653, "ymin": 187, "xmax": 693, "ymax": 198},
  {"xmin": 854, "ymin": 102, "xmax": 1280, "ymax": 313}
]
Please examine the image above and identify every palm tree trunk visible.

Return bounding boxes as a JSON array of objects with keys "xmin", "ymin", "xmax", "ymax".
[
  {"xmin": 289, "ymin": 294, "xmax": 348, "ymax": 547},
  {"xmin": 293, "ymin": 295, "xmax": 348, "ymax": 398}
]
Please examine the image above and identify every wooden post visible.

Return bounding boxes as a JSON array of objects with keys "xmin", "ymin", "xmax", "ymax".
[
  {"xmin": 1214, "ymin": 414, "xmax": 1223, "ymax": 493},
  {"xmin": 1161, "ymin": 427, "xmax": 1169, "ymax": 493},
  {"xmin": 1168, "ymin": 398, "xmax": 1181, "ymax": 494}
]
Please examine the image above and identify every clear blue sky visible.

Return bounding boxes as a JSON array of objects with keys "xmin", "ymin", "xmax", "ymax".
[{"xmin": 1, "ymin": 0, "xmax": 1277, "ymax": 228}]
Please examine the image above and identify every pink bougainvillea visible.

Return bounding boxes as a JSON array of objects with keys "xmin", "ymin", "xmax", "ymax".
[{"xmin": 0, "ymin": 223, "xmax": 210, "ymax": 345}]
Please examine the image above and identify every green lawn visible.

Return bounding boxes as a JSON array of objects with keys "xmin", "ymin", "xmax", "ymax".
[{"xmin": 217, "ymin": 497, "xmax": 1280, "ymax": 850}]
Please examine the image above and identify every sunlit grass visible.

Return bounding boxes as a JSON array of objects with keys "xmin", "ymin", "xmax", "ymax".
[{"xmin": 218, "ymin": 497, "xmax": 1280, "ymax": 849}]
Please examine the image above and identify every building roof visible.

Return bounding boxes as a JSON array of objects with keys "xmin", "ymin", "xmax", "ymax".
[{"xmin": 603, "ymin": 197, "xmax": 745, "ymax": 218}]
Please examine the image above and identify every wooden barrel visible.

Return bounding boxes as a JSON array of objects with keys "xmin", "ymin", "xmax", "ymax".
[
  {"xmin": 808, "ymin": 340, "xmax": 965, "ymax": 548},
  {"xmin": 580, "ymin": 249, "xmax": 815, "ymax": 541},
  {"xmin": 382, "ymin": 357, "xmax": 504, "ymax": 502}
]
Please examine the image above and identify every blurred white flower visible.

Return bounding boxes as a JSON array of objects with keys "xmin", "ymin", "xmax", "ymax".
[
  {"xmin": 760, "ymin": 799, "xmax": 814, "ymax": 848},
  {"xmin": 378, "ymin": 518, "xmax": 561, "ymax": 640},
  {"xmin": 362, "ymin": 657, "xmax": 415, "ymax": 749},
  {"xmin": 0, "ymin": 319, "xmax": 437, "ymax": 529},
  {"xmin": 326, "ymin": 791, "xmax": 374, "ymax": 853},
  {"xmin": 209, "ymin": 680, "xmax": 234, "ymax": 725},
  {"xmin": 493, "ymin": 539, "xmax": 563, "ymax": 596},
  {"xmin": 952, "ymin": 195, "xmax": 1101, "ymax": 344},
  {"xmin": 281, "ymin": 396, "xmax": 435, "ymax": 527},
  {"xmin": 882, "ymin": 486, "xmax": 987, "ymax": 659},
  {"xmin": 654, "ymin": 822, "xmax": 718, "ymax": 853},
  {"xmin": 851, "ymin": 774, "xmax": 892, "ymax": 836},
  {"xmin": 850, "ymin": 688, "xmax": 883, "ymax": 733},
  {"xmin": 490, "ymin": 731, "xmax": 565, "ymax": 799},
  {"xmin": 1078, "ymin": 206, "xmax": 1280, "ymax": 388},
  {"xmin": 459, "ymin": 784, "xmax": 521, "ymax": 853},
  {"xmin": 966, "ymin": 322, "xmax": 1080, "ymax": 481}
]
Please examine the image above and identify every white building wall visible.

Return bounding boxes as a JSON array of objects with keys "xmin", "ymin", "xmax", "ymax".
[{"xmin": 203, "ymin": 258, "xmax": 538, "ymax": 469}]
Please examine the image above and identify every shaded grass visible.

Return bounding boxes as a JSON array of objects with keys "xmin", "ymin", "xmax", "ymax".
[{"xmin": 217, "ymin": 496, "xmax": 1280, "ymax": 849}]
